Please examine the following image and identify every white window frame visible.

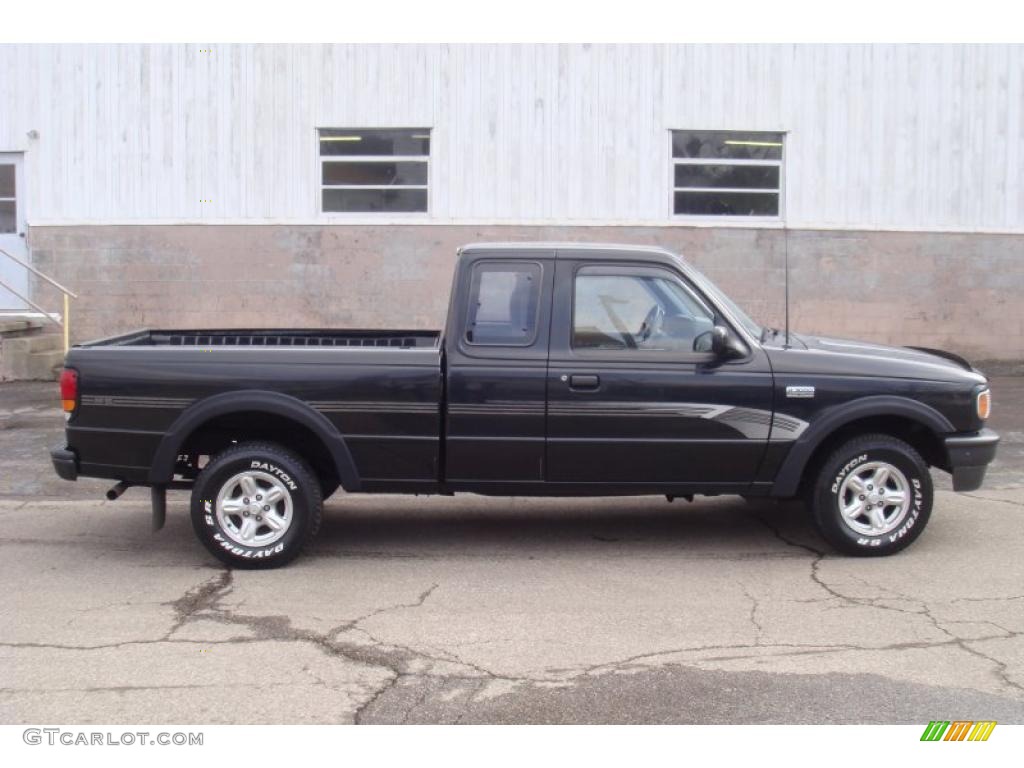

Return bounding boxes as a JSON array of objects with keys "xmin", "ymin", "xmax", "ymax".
[
  {"xmin": 317, "ymin": 127, "xmax": 431, "ymax": 217},
  {"xmin": 669, "ymin": 129, "xmax": 786, "ymax": 222},
  {"xmin": 0, "ymin": 160, "xmax": 18, "ymax": 234}
]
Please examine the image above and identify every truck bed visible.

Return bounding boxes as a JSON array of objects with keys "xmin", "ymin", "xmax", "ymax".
[
  {"xmin": 82, "ymin": 328, "xmax": 441, "ymax": 349},
  {"xmin": 62, "ymin": 327, "xmax": 443, "ymax": 489}
]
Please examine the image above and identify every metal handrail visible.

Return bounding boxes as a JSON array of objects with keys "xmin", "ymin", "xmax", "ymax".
[
  {"xmin": 0, "ymin": 277, "xmax": 63, "ymax": 326},
  {"xmin": 0, "ymin": 246, "xmax": 77, "ymax": 299},
  {"xmin": 0, "ymin": 245, "xmax": 76, "ymax": 352}
]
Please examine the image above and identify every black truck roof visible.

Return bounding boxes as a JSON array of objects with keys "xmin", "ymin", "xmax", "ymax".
[{"xmin": 458, "ymin": 242, "xmax": 684, "ymax": 265}]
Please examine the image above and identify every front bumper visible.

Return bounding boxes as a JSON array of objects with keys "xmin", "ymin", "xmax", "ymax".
[
  {"xmin": 50, "ymin": 445, "xmax": 79, "ymax": 481},
  {"xmin": 944, "ymin": 428, "xmax": 999, "ymax": 492}
]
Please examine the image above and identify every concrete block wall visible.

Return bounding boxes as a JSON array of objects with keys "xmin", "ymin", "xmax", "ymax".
[
  {"xmin": 27, "ymin": 225, "xmax": 1024, "ymax": 362},
  {"xmin": 0, "ymin": 321, "xmax": 64, "ymax": 381}
]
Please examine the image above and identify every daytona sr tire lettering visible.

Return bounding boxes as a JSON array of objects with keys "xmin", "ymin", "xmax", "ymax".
[
  {"xmin": 190, "ymin": 442, "xmax": 323, "ymax": 569},
  {"xmin": 809, "ymin": 434, "xmax": 932, "ymax": 557}
]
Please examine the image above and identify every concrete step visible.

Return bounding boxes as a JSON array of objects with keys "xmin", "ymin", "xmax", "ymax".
[
  {"xmin": 0, "ymin": 343, "xmax": 66, "ymax": 382},
  {"xmin": 2, "ymin": 334, "xmax": 63, "ymax": 354},
  {"xmin": 0, "ymin": 311, "xmax": 65, "ymax": 380},
  {"xmin": 0, "ymin": 318, "xmax": 44, "ymax": 335},
  {"xmin": 32, "ymin": 334, "xmax": 62, "ymax": 353},
  {"xmin": 28, "ymin": 349, "xmax": 65, "ymax": 381},
  {"xmin": 0, "ymin": 312, "xmax": 61, "ymax": 337}
]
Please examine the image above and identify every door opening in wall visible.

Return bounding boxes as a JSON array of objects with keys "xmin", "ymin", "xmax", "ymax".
[{"xmin": 0, "ymin": 152, "xmax": 28, "ymax": 310}]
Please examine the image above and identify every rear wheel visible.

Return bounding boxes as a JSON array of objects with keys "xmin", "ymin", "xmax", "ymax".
[
  {"xmin": 190, "ymin": 441, "xmax": 322, "ymax": 569},
  {"xmin": 808, "ymin": 433, "xmax": 932, "ymax": 556}
]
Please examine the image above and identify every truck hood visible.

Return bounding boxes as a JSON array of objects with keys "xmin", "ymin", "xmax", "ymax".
[{"xmin": 769, "ymin": 332, "xmax": 988, "ymax": 385}]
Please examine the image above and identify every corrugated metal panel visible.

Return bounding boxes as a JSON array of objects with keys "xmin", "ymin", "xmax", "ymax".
[{"xmin": 0, "ymin": 43, "xmax": 1021, "ymax": 230}]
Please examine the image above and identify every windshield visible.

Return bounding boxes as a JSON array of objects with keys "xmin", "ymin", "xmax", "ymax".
[{"xmin": 677, "ymin": 259, "xmax": 763, "ymax": 339}]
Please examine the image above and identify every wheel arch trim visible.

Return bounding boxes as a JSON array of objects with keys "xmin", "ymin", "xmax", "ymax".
[
  {"xmin": 148, "ymin": 390, "xmax": 360, "ymax": 491},
  {"xmin": 770, "ymin": 395, "xmax": 954, "ymax": 497}
]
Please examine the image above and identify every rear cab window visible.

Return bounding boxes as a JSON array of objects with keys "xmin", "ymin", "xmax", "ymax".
[{"xmin": 465, "ymin": 262, "xmax": 542, "ymax": 346}]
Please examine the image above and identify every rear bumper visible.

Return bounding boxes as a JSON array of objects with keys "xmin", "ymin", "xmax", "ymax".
[
  {"xmin": 50, "ymin": 445, "xmax": 79, "ymax": 481},
  {"xmin": 944, "ymin": 428, "xmax": 999, "ymax": 492}
]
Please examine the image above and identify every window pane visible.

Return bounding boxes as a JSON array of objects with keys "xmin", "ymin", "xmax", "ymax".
[
  {"xmin": 674, "ymin": 191, "xmax": 779, "ymax": 217},
  {"xmin": 322, "ymin": 189, "xmax": 427, "ymax": 213},
  {"xmin": 0, "ymin": 165, "xmax": 14, "ymax": 198},
  {"xmin": 322, "ymin": 161, "xmax": 427, "ymax": 186},
  {"xmin": 674, "ymin": 164, "xmax": 779, "ymax": 190},
  {"xmin": 466, "ymin": 263, "xmax": 541, "ymax": 345},
  {"xmin": 319, "ymin": 129, "xmax": 430, "ymax": 157},
  {"xmin": 672, "ymin": 131, "xmax": 783, "ymax": 161},
  {"xmin": 0, "ymin": 201, "xmax": 15, "ymax": 233},
  {"xmin": 573, "ymin": 273, "xmax": 715, "ymax": 352}
]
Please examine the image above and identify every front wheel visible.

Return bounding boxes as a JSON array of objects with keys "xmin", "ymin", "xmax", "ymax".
[
  {"xmin": 808, "ymin": 434, "xmax": 933, "ymax": 556},
  {"xmin": 190, "ymin": 441, "xmax": 323, "ymax": 569}
]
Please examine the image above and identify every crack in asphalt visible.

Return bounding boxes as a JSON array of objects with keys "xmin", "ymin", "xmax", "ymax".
[
  {"xmin": 165, "ymin": 569, "xmax": 234, "ymax": 639},
  {"xmin": 156, "ymin": 571, "xmax": 547, "ymax": 723},
  {"xmin": 0, "ymin": 683, "xmax": 293, "ymax": 694},
  {"xmin": 747, "ymin": 510, "xmax": 1024, "ymax": 695},
  {"xmin": 0, "ymin": 569, "xmax": 477, "ymax": 720},
  {"xmin": 5, "ymin": 519, "xmax": 1023, "ymax": 715},
  {"xmin": 961, "ymin": 492, "xmax": 1024, "ymax": 508},
  {"xmin": 4, "ymin": 501, "xmax": 1022, "ymax": 720},
  {"xmin": 738, "ymin": 582, "xmax": 764, "ymax": 645},
  {"xmin": 325, "ymin": 584, "xmax": 439, "ymax": 639},
  {"xmin": 553, "ymin": 630, "xmax": 1024, "ymax": 678},
  {"xmin": 949, "ymin": 595, "xmax": 1024, "ymax": 604}
]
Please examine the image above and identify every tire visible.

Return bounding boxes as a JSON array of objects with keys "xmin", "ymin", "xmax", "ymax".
[
  {"xmin": 807, "ymin": 433, "xmax": 933, "ymax": 556},
  {"xmin": 190, "ymin": 441, "xmax": 323, "ymax": 569}
]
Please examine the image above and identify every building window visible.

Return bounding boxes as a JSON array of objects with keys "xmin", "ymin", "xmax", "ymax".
[
  {"xmin": 671, "ymin": 130, "xmax": 783, "ymax": 217},
  {"xmin": 319, "ymin": 128, "xmax": 430, "ymax": 213},
  {"xmin": 0, "ymin": 164, "xmax": 15, "ymax": 233}
]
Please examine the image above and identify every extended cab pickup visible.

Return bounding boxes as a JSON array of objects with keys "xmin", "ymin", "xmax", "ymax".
[{"xmin": 51, "ymin": 243, "xmax": 999, "ymax": 567}]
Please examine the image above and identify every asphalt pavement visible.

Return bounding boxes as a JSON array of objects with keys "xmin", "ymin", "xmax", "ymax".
[{"xmin": 1, "ymin": 375, "xmax": 1022, "ymax": 724}]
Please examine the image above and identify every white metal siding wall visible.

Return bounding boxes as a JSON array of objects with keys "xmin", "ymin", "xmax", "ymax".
[{"xmin": 0, "ymin": 44, "xmax": 1021, "ymax": 230}]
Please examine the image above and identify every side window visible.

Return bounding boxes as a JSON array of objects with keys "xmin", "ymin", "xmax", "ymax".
[
  {"xmin": 465, "ymin": 262, "xmax": 542, "ymax": 346},
  {"xmin": 573, "ymin": 268, "xmax": 716, "ymax": 353}
]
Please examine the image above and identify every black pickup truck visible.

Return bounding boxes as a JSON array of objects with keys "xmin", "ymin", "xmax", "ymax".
[{"xmin": 51, "ymin": 243, "xmax": 999, "ymax": 568}]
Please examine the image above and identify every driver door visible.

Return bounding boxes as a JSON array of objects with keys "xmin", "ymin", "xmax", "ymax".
[{"xmin": 545, "ymin": 258, "xmax": 774, "ymax": 490}]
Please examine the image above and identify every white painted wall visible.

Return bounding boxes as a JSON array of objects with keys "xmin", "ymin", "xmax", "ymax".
[{"xmin": 0, "ymin": 44, "xmax": 1021, "ymax": 231}]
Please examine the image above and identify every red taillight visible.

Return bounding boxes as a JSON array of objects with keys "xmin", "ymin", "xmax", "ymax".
[{"xmin": 59, "ymin": 368, "xmax": 78, "ymax": 413}]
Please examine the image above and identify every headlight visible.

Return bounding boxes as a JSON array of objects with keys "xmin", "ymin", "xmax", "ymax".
[{"xmin": 976, "ymin": 388, "xmax": 991, "ymax": 420}]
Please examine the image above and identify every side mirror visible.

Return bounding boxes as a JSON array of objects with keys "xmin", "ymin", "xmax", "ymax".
[{"xmin": 711, "ymin": 325, "xmax": 747, "ymax": 360}]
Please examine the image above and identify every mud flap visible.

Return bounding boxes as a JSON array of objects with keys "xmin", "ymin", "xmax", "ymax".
[{"xmin": 151, "ymin": 486, "xmax": 166, "ymax": 532}]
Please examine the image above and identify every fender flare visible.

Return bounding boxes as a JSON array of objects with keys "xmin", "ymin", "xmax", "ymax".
[
  {"xmin": 148, "ymin": 390, "xmax": 360, "ymax": 491},
  {"xmin": 770, "ymin": 395, "xmax": 954, "ymax": 497}
]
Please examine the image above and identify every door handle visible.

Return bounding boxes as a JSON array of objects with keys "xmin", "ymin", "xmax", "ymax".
[{"xmin": 569, "ymin": 374, "xmax": 600, "ymax": 390}]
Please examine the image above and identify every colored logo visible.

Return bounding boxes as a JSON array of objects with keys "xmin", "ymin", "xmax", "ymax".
[{"xmin": 920, "ymin": 721, "xmax": 996, "ymax": 742}]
